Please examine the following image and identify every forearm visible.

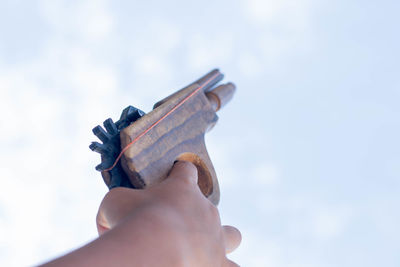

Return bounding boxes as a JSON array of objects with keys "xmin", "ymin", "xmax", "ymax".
[
  {"xmin": 39, "ymin": 162, "xmax": 240, "ymax": 267},
  {"xmin": 40, "ymin": 208, "xmax": 187, "ymax": 267}
]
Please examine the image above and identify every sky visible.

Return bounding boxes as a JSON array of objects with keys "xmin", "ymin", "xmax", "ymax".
[{"xmin": 0, "ymin": 0, "xmax": 399, "ymax": 266}]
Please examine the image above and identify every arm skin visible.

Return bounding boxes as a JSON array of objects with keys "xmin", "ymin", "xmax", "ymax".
[{"xmin": 39, "ymin": 161, "xmax": 241, "ymax": 267}]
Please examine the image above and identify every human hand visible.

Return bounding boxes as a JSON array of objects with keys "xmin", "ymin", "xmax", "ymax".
[{"xmin": 96, "ymin": 161, "xmax": 241, "ymax": 267}]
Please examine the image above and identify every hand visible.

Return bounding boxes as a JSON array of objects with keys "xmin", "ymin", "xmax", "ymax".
[{"xmin": 96, "ymin": 161, "xmax": 241, "ymax": 267}]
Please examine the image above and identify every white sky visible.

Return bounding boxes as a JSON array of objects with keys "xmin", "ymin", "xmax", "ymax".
[{"xmin": 0, "ymin": 0, "xmax": 399, "ymax": 266}]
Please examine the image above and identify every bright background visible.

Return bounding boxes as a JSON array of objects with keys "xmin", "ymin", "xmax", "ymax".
[{"xmin": 0, "ymin": 0, "xmax": 399, "ymax": 266}]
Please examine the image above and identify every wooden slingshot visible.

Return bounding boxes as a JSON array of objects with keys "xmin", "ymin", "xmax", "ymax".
[{"xmin": 90, "ymin": 69, "xmax": 236, "ymax": 205}]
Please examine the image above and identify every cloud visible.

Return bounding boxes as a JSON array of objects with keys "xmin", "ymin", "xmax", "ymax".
[
  {"xmin": 229, "ymin": 229, "xmax": 285, "ymax": 267},
  {"xmin": 238, "ymin": 0, "xmax": 314, "ymax": 75},
  {"xmin": 252, "ymin": 162, "xmax": 280, "ymax": 186},
  {"xmin": 39, "ymin": 0, "xmax": 114, "ymax": 40},
  {"xmin": 242, "ymin": 0, "xmax": 311, "ymax": 32},
  {"xmin": 312, "ymin": 209, "xmax": 351, "ymax": 240},
  {"xmin": 1, "ymin": 0, "xmax": 397, "ymax": 266},
  {"xmin": 186, "ymin": 33, "xmax": 235, "ymax": 71},
  {"xmin": 237, "ymin": 51, "xmax": 264, "ymax": 78}
]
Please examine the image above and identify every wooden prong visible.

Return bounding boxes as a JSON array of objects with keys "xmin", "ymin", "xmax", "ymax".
[
  {"xmin": 206, "ymin": 82, "xmax": 236, "ymax": 111},
  {"xmin": 153, "ymin": 69, "xmax": 224, "ymax": 110},
  {"xmin": 193, "ymin": 69, "xmax": 224, "ymax": 92}
]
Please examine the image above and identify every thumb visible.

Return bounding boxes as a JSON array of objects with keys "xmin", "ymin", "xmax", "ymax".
[
  {"xmin": 167, "ymin": 161, "xmax": 198, "ymax": 186},
  {"xmin": 96, "ymin": 187, "xmax": 145, "ymax": 235}
]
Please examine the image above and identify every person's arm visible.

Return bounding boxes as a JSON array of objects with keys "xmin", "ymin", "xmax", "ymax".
[{"xmin": 39, "ymin": 161, "xmax": 241, "ymax": 267}]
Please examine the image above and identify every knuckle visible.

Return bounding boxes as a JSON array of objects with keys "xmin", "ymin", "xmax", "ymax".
[
  {"xmin": 178, "ymin": 161, "xmax": 198, "ymax": 177},
  {"xmin": 108, "ymin": 186, "xmax": 129, "ymax": 195},
  {"xmin": 105, "ymin": 187, "xmax": 133, "ymax": 201},
  {"xmin": 104, "ymin": 187, "xmax": 123, "ymax": 199},
  {"xmin": 184, "ymin": 161, "xmax": 197, "ymax": 172},
  {"xmin": 95, "ymin": 210, "xmax": 102, "ymax": 224},
  {"xmin": 168, "ymin": 161, "xmax": 199, "ymax": 188}
]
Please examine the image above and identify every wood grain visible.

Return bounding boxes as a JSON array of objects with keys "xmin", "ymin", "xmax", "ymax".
[{"xmin": 119, "ymin": 70, "xmax": 235, "ymax": 205}]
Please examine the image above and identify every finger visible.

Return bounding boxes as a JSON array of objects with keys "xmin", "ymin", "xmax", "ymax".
[
  {"xmin": 96, "ymin": 214, "xmax": 110, "ymax": 235},
  {"xmin": 96, "ymin": 187, "xmax": 145, "ymax": 234},
  {"xmin": 166, "ymin": 161, "xmax": 198, "ymax": 186},
  {"xmin": 222, "ymin": 225, "xmax": 242, "ymax": 253},
  {"xmin": 222, "ymin": 259, "xmax": 240, "ymax": 267}
]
